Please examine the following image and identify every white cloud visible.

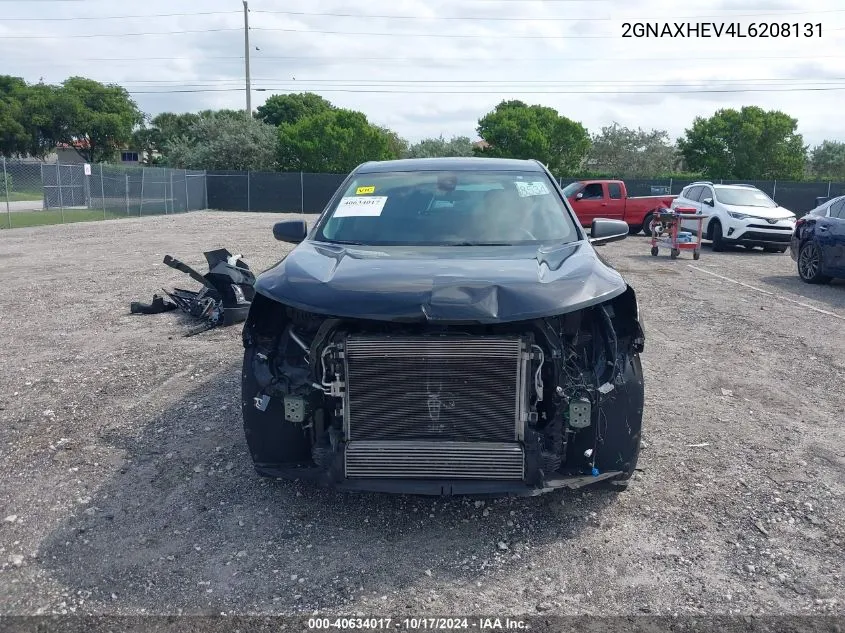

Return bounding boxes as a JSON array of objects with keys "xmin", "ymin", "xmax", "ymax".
[{"xmin": 1, "ymin": 0, "xmax": 843, "ymax": 145}]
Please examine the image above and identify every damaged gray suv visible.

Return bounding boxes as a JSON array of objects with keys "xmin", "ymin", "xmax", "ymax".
[{"xmin": 240, "ymin": 158, "xmax": 645, "ymax": 496}]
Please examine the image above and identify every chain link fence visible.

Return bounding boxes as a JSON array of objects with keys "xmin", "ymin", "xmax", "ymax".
[
  {"xmin": 1, "ymin": 158, "xmax": 207, "ymax": 229},
  {"xmin": 5, "ymin": 158, "xmax": 845, "ymax": 230}
]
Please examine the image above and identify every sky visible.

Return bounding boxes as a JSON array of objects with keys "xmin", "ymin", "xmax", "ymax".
[{"xmin": 2, "ymin": 0, "xmax": 844, "ymax": 146}]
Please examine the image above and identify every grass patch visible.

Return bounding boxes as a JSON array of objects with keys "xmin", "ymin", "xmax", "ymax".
[
  {"xmin": 2, "ymin": 209, "xmax": 132, "ymax": 229},
  {"xmin": 6, "ymin": 191, "xmax": 43, "ymax": 202}
]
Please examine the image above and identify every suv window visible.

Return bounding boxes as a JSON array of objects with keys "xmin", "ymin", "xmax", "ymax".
[
  {"xmin": 607, "ymin": 183, "xmax": 623, "ymax": 199},
  {"xmin": 685, "ymin": 186, "xmax": 703, "ymax": 202},
  {"xmin": 830, "ymin": 199, "xmax": 845, "ymax": 218},
  {"xmin": 698, "ymin": 187, "xmax": 714, "ymax": 203}
]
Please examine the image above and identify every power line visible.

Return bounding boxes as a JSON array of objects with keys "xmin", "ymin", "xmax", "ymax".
[
  {"xmin": 248, "ymin": 25, "xmax": 843, "ymax": 38},
  {"xmin": 124, "ymin": 86, "xmax": 845, "ymax": 94},
  {"xmin": 2, "ymin": 10, "xmax": 239, "ymax": 21},
  {"xmin": 251, "ymin": 8, "xmax": 844, "ymax": 21},
  {"xmin": 10, "ymin": 53, "xmax": 845, "ymax": 65},
  {"xmin": 110, "ymin": 77, "xmax": 845, "ymax": 85},
  {"xmin": 0, "ymin": 27, "xmax": 241, "ymax": 39}
]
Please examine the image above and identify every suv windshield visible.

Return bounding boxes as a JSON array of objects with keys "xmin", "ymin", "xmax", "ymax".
[
  {"xmin": 714, "ymin": 187, "xmax": 777, "ymax": 208},
  {"xmin": 315, "ymin": 170, "xmax": 579, "ymax": 246}
]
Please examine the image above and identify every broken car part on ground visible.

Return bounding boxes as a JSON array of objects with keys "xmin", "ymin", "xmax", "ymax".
[
  {"xmin": 241, "ymin": 158, "xmax": 646, "ymax": 496},
  {"xmin": 131, "ymin": 248, "xmax": 256, "ymax": 336}
]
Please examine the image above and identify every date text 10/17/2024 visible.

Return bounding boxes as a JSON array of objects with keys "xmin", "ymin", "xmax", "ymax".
[
  {"xmin": 307, "ymin": 617, "xmax": 528, "ymax": 630},
  {"xmin": 622, "ymin": 22, "xmax": 822, "ymax": 38}
]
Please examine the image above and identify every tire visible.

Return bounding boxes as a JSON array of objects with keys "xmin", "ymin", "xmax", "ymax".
[
  {"xmin": 628, "ymin": 224, "xmax": 642, "ymax": 236},
  {"xmin": 693, "ymin": 250, "xmax": 700, "ymax": 261},
  {"xmin": 764, "ymin": 245, "xmax": 787, "ymax": 253},
  {"xmin": 797, "ymin": 241, "xmax": 831, "ymax": 284},
  {"xmin": 641, "ymin": 212, "xmax": 656, "ymax": 237},
  {"xmin": 670, "ymin": 248, "xmax": 680, "ymax": 259},
  {"xmin": 710, "ymin": 219, "xmax": 725, "ymax": 252},
  {"xmin": 650, "ymin": 246, "xmax": 659, "ymax": 256}
]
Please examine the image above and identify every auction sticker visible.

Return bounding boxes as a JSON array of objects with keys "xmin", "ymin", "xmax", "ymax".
[
  {"xmin": 334, "ymin": 195, "xmax": 388, "ymax": 217},
  {"xmin": 356, "ymin": 186, "xmax": 376, "ymax": 195},
  {"xmin": 515, "ymin": 180, "xmax": 550, "ymax": 197}
]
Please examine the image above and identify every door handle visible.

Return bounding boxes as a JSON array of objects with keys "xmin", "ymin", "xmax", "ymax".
[
  {"xmin": 601, "ymin": 203, "xmax": 607, "ymax": 206},
  {"xmin": 818, "ymin": 226, "xmax": 829, "ymax": 231}
]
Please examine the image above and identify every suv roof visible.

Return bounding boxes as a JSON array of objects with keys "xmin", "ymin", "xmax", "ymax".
[{"xmin": 356, "ymin": 157, "xmax": 544, "ymax": 173}]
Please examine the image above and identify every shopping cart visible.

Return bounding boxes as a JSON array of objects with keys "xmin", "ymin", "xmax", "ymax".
[{"xmin": 649, "ymin": 206, "xmax": 707, "ymax": 260}]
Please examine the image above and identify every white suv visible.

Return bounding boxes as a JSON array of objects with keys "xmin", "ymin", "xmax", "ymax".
[{"xmin": 671, "ymin": 182, "xmax": 796, "ymax": 252}]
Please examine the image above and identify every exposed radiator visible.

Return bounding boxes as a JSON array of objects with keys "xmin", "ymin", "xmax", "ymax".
[
  {"xmin": 345, "ymin": 440, "xmax": 524, "ymax": 480},
  {"xmin": 343, "ymin": 335, "xmax": 527, "ymax": 443}
]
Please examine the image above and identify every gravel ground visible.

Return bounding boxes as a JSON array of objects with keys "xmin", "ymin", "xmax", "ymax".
[{"xmin": 0, "ymin": 211, "xmax": 843, "ymax": 617}]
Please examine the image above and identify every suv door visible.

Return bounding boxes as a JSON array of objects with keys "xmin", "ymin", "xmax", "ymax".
[
  {"xmin": 824, "ymin": 198, "xmax": 845, "ymax": 272},
  {"xmin": 679, "ymin": 185, "xmax": 704, "ymax": 231}
]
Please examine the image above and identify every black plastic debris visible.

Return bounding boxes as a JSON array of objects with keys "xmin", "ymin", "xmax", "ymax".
[
  {"xmin": 130, "ymin": 293, "xmax": 177, "ymax": 315},
  {"xmin": 131, "ymin": 248, "xmax": 256, "ymax": 336}
]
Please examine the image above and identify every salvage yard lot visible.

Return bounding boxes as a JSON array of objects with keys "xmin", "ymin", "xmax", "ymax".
[{"xmin": 0, "ymin": 211, "xmax": 843, "ymax": 616}]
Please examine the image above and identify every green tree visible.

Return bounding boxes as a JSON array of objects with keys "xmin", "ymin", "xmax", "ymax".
[
  {"xmin": 256, "ymin": 93, "xmax": 334, "ymax": 127},
  {"xmin": 587, "ymin": 122, "xmax": 679, "ymax": 177},
  {"xmin": 132, "ymin": 111, "xmax": 202, "ymax": 164},
  {"xmin": 0, "ymin": 76, "xmax": 30, "ymax": 156},
  {"xmin": 166, "ymin": 113, "xmax": 277, "ymax": 171},
  {"xmin": 474, "ymin": 100, "xmax": 590, "ymax": 174},
  {"xmin": 405, "ymin": 135, "xmax": 474, "ymax": 158},
  {"xmin": 809, "ymin": 140, "xmax": 845, "ymax": 179},
  {"xmin": 57, "ymin": 77, "xmax": 143, "ymax": 162},
  {"xmin": 677, "ymin": 106, "xmax": 806, "ymax": 179},
  {"xmin": 277, "ymin": 109, "xmax": 399, "ymax": 172}
]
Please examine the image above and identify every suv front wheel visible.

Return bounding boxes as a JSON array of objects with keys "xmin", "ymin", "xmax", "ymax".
[{"xmin": 710, "ymin": 219, "xmax": 725, "ymax": 252}]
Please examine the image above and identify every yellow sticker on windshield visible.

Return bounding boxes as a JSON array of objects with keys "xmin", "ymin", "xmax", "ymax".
[{"xmin": 356, "ymin": 186, "xmax": 375, "ymax": 195}]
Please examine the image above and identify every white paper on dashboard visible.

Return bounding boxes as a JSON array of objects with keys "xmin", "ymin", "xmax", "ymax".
[{"xmin": 334, "ymin": 196, "xmax": 389, "ymax": 217}]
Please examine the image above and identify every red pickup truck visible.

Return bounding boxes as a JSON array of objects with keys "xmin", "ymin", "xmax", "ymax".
[{"xmin": 562, "ymin": 179, "xmax": 676, "ymax": 235}]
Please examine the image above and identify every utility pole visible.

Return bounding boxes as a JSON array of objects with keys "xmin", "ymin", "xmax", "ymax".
[{"xmin": 243, "ymin": 1, "xmax": 251, "ymax": 115}]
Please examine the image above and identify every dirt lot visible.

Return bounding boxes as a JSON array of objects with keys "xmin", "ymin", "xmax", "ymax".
[{"xmin": 0, "ymin": 211, "xmax": 843, "ymax": 617}]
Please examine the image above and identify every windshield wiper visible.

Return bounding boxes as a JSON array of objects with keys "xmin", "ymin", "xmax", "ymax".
[
  {"xmin": 447, "ymin": 241, "xmax": 514, "ymax": 246},
  {"xmin": 322, "ymin": 239, "xmax": 365, "ymax": 245}
]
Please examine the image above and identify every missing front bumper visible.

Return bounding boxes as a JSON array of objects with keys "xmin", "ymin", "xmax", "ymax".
[{"xmin": 344, "ymin": 440, "xmax": 525, "ymax": 480}]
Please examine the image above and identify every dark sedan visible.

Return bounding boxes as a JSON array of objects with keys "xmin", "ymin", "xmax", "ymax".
[
  {"xmin": 791, "ymin": 196, "xmax": 845, "ymax": 283},
  {"xmin": 240, "ymin": 158, "xmax": 645, "ymax": 496}
]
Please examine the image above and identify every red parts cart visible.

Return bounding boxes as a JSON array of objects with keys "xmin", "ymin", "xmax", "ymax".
[{"xmin": 649, "ymin": 206, "xmax": 707, "ymax": 260}]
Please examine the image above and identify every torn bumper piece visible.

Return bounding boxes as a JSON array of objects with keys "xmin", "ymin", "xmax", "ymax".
[{"xmin": 130, "ymin": 248, "xmax": 256, "ymax": 335}]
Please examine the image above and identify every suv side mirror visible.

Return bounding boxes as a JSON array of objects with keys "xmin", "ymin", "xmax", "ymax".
[
  {"xmin": 702, "ymin": 197, "xmax": 714, "ymax": 207},
  {"xmin": 575, "ymin": 192, "xmax": 584, "ymax": 200},
  {"xmin": 590, "ymin": 218, "xmax": 629, "ymax": 245},
  {"xmin": 273, "ymin": 219, "xmax": 308, "ymax": 243}
]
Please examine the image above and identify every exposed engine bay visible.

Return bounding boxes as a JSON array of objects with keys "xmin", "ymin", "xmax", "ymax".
[{"xmin": 241, "ymin": 287, "xmax": 645, "ymax": 496}]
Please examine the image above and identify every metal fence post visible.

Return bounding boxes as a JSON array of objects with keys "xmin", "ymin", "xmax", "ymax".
[
  {"xmin": 139, "ymin": 168, "xmax": 145, "ymax": 217},
  {"xmin": 100, "ymin": 163, "xmax": 106, "ymax": 219},
  {"xmin": 184, "ymin": 170, "xmax": 189, "ymax": 212},
  {"xmin": 247, "ymin": 170, "xmax": 251, "ymax": 212},
  {"xmin": 300, "ymin": 171, "xmax": 304, "ymax": 214},
  {"xmin": 124, "ymin": 173, "xmax": 129, "ymax": 216},
  {"xmin": 56, "ymin": 162, "xmax": 65, "ymax": 223},
  {"xmin": 669, "ymin": 177, "xmax": 673, "ymax": 194},
  {"xmin": 772, "ymin": 180, "xmax": 777, "ymax": 200},
  {"xmin": 169, "ymin": 170, "xmax": 174, "ymax": 214},
  {"xmin": 827, "ymin": 181, "xmax": 832, "ymax": 198},
  {"xmin": 204, "ymin": 170, "xmax": 208, "ymax": 209},
  {"xmin": 2, "ymin": 156, "xmax": 11, "ymax": 229}
]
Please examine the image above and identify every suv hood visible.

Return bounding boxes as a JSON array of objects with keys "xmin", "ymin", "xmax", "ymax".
[
  {"xmin": 722, "ymin": 203, "xmax": 794, "ymax": 219},
  {"xmin": 254, "ymin": 241, "xmax": 627, "ymax": 323}
]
